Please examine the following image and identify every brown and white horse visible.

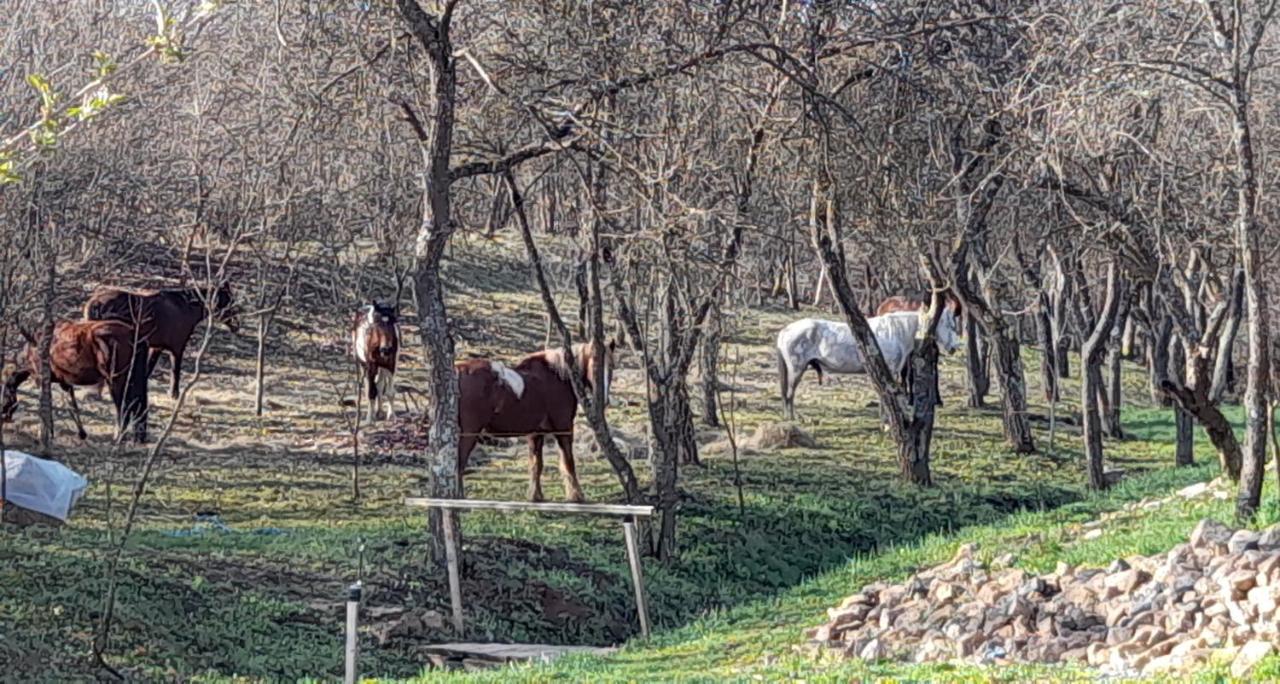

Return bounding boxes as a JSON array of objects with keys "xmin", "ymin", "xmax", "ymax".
[
  {"xmin": 351, "ymin": 301, "xmax": 400, "ymax": 422},
  {"xmin": 83, "ymin": 282, "xmax": 241, "ymax": 399},
  {"xmin": 1, "ymin": 320, "xmax": 150, "ymax": 442},
  {"xmin": 457, "ymin": 341, "xmax": 616, "ymax": 503}
]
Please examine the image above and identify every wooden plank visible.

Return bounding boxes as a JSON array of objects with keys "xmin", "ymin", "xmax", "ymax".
[
  {"xmin": 622, "ymin": 519, "xmax": 651, "ymax": 638},
  {"xmin": 422, "ymin": 642, "xmax": 616, "ymax": 663},
  {"xmin": 406, "ymin": 497, "xmax": 654, "ymax": 518},
  {"xmin": 442, "ymin": 509, "xmax": 465, "ymax": 634}
]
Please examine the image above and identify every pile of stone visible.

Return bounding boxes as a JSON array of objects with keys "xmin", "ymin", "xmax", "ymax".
[{"xmin": 809, "ymin": 517, "xmax": 1280, "ymax": 677}]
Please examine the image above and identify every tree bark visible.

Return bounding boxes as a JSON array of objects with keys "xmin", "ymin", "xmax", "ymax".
[
  {"xmin": 964, "ymin": 309, "xmax": 989, "ymax": 408},
  {"xmin": 1049, "ymin": 248, "xmax": 1074, "ymax": 379},
  {"xmin": 1170, "ymin": 335, "xmax": 1195, "ymax": 466},
  {"xmin": 1103, "ymin": 291, "xmax": 1130, "ymax": 439},
  {"xmin": 1211, "ymin": 268, "xmax": 1244, "ymax": 404},
  {"xmin": 700, "ymin": 299, "xmax": 722, "ymax": 428},
  {"xmin": 1232, "ymin": 81, "xmax": 1271, "ymax": 521},
  {"xmin": 1082, "ymin": 264, "xmax": 1124, "ymax": 490}
]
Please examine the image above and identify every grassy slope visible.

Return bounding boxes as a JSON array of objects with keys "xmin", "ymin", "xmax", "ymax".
[{"xmin": 0, "ymin": 236, "xmax": 1264, "ymax": 682}]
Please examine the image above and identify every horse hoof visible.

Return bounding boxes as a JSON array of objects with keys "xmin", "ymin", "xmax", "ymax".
[
  {"xmin": 568, "ymin": 494, "xmax": 586, "ymax": 504},
  {"xmin": 529, "ymin": 492, "xmax": 544, "ymax": 503},
  {"xmin": 77, "ymin": 431, "xmax": 87, "ymax": 441}
]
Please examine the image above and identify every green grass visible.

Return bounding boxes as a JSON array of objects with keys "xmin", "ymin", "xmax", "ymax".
[{"xmin": 0, "ymin": 238, "xmax": 1265, "ymax": 681}]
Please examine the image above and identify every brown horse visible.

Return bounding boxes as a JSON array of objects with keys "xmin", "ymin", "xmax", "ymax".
[
  {"xmin": 457, "ymin": 341, "xmax": 616, "ymax": 503},
  {"xmin": 351, "ymin": 301, "xmax": 400, "ymax": 422},
  {"xmin": 83, "ymin": 282, "xmax": 241, "ymax": 399},
  {"xmin": 1, "ymin": 320, "xmax": 150, "ymax": 442}
]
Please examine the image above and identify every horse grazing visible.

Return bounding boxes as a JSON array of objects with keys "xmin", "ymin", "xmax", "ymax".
[
  {"xmin": 457, "ymin": 341, "xmax": 616, "ymax": 503},
  {"xmin": 351, "ymin": 301, "xmax": 400, "ymax": 422},
  {"xmin": 775, "ymin": 308, "xmax": 962, "ymax": 420},
  {"xmin": 83, "ymin": 282, "xmax": 241, "ymax": 399},
  {"xmin": 1, "ymin": 320, "xmax": 150, "ymax": 442}
]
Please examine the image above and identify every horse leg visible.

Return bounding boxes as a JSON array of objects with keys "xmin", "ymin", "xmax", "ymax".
[
  {"xmin": 787, "ymin": 366, "xmax": 807, "ymax": 421},
  {"xmin": 379, "ymin": 368, "xmax": 396, "ymax": 420},
  {"xmin": 64, "ymin": 385, "xmax": 87, "ymax": 441},
  {"xmin": 108, "ymin": 376, "xmax": 127, "ymax": 442},
  {"xmin": 365, "ymin": 365, "xmax": 379, "ymax": 424},
  {"xmin": 527, "ymin": 434, "xmax": 545, "ymax": 502},
  {"xmin": 168, "ymin": 349, "xmax": 183, "ymax": 400},
  {"xmin": 554, "ymin": 432, "xmax": 585, "ymax": 503}
]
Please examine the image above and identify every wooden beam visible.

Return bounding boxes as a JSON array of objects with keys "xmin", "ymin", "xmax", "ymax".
[
  {"xmin": 442, "ymin": 509, "xmax": 465, "ymax": 634},
  {"xmin": 406, "ymin": 497, "xmax": 654, "ymax": 518},
  {"xmin": 622, "ymin": 519, "xmax": 651, "ymax": 638}
]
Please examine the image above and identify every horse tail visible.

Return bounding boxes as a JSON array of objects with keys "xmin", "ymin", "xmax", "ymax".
[{"xmin": 776, "ymin": 346, "xmax": 789, "ymax": 407}]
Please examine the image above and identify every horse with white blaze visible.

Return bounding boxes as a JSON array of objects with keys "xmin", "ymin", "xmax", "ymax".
[
  {"xmin": 351, "ymin": 301, "xmax": 400, "ymax": 422},
  {"xmin": 775, "ymin": 308, "xmax": 963, "ymax": 420}
]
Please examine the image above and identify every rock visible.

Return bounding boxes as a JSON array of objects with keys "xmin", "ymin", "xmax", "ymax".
[
  {"xmin": 1259, "ymin": 527, "xmax": 1280, "ymax": 550},
  {"xmin": 952, "ymin": 542, "xmax": 980, "ymax": 562},
  {"xmin": 1087, "ymin": 641, "xmax": 1109, "ymax": 666},
  {"xmin": 992, "ymin": 553, "xmax": 1017, "ymax": 569},
  {"xmin": 1230, "ymin": 530, "xmax": 1262, "ymax": 554},
  {"xmin": 859, "ymin": 637, "xmax": 886, "ymax": 662},
  {"xmin": 1177, "ymin": 482, "xmax": 1210, "ymax": 499},
  {"xmin": 1231, "ymin": 640, "xmax": 1274, "ymax": 678},
  {"xmin": 932, "ymin": 582, "xmax": 964, "ymax": 606},
  {"xmin": 746, "ymin": 422, "xmax": 817, "ymax": 449},
  {"xmin": 1221, "ymin": 570, "xmax": 1257, "ymax": 598},
  {"xmin": 1108, "ymin": 558, "xmax": 1132, "ymax": 573},
  {"xmin": 1190, "ymin": 519, "xmax": 1234, "ymax": 555},
  {"xmin": 956, "ymin": 631, "xmax": 985, "ymax": 657},
  {"xmin": 1082, "ymin": 528, "xmax": 1104, "ymax": 541},
  {"xmin": 1106, "ymin": 568, "xmax": 1152, "ymax": 595}
]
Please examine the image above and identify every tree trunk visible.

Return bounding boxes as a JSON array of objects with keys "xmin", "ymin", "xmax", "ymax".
[
  {"xmin": 1035, "ymin": 289, "xmax": 1057, "ymax": 402},
  {"xmin": 1050, "ymin": 248, "xmax": 1074, "ymax": 379},
  {"xmin": 254, "ymin": 314, "xmax": 269, "ymax": 416},
  {"xmin": 700, "ymin": 300, "xmax": 722, "ymax": 428},
  {"xmin": 1082, "ymin": 265, "xmax": 1124, "ymax": 490},
  {"xmin": 1169, "ymin": 335, "xmax": 1194, "ymax": 466},
  {"xmin": 1211, "ymin": 269, "xmax": 1244, "ymax": 404},
  {"xmin": 964, "ymin": 310, "xmax": 989, "ymax": 408},
  {"xmin": 1147, "ymin": 314, "xmax": 1173, "ymax": 406},
  {"xmin": 38, "ymin": 225, "xmax": 55, "ymax": 454},
  {"xmin": 1232, "ymin": 86, "xmax": 1271, "ymax": 521}
]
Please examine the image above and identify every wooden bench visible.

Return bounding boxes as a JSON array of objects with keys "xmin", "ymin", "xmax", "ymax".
[{"xmin": 405, "ymin": 497, "xmax": 655, "ymax": 637}]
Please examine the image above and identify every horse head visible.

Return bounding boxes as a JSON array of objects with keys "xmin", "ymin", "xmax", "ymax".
[
  {"xmin": 367, "ymin": 301, "xmax": 400, "ymax": 358},
  {"xmin": 933, "ymin": 305, "xmax": 963, "ymax": 355},
  {"xmin": 214, "ymin": 281, "xmax": 242, "ymax": 334}
]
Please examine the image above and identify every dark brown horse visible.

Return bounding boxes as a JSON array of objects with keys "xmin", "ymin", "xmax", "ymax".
[
  {"xmin": 1, "ymin": 320, "xmax": 149, "ymax": 442},
  {"xmin": 457, "ymin": 341, "xmax": 616, "ymax": 503},
  {"xmin": 351, "ymin": 301, "xmax": 400, "ymax": 422},
  {"xmin": 83, "ymin": 282, "xmax": 240, "ymax": 399}
]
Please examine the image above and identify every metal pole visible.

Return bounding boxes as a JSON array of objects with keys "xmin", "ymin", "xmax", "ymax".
[{"xmin": 345, "ymin": 581, "xmax": 361, "ymax": 684}]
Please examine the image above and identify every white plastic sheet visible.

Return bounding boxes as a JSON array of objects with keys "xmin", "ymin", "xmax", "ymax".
[{"xmin": 1, "ymin": 450, "xmax": 88, "ymax": 521}]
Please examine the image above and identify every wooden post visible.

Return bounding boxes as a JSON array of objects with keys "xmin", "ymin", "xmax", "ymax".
[
  {"xmin": 442, "ymin": 509, "xmax": 465, "ymax": 634},
  {"xmin": 622, "ymin": 517, "xmax": 650, "ymax": 638}
]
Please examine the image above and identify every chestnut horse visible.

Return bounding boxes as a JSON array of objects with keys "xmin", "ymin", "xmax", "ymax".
[
  {"xmin": 351, "ymin": 301, "xmax": 400, "ymax": 422},
  {"xmin": 1, "ymin": 320, "xmax": 150, "ymax": 442},
  {"xmin": 457, "ymin": 341, "xmax": 615, "ymax": 503},
  {"xmin": 83, "ymin": 282, "xmax": 240, "ymax": 399}
]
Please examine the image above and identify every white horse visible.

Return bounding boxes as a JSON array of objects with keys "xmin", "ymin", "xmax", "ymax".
[{"xmin": 775, "ymin": 308, "xmax": 963, "ymax": 419}]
